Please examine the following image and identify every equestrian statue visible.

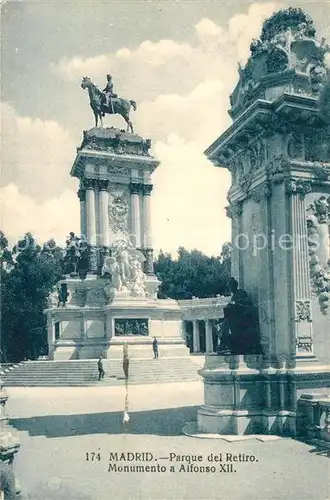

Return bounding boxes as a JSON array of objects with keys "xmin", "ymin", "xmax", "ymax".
[{"xmin": 81, "ymin": 74, "xmax": 137, "ymax": 132}]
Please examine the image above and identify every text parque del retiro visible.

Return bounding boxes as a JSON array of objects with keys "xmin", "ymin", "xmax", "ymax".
[{"xmin": 107, "ymin": 452, "xmax": 258, "ymax": 463}]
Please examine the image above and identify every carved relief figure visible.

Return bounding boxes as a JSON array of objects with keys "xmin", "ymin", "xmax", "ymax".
[
  {"xmin": 48, "ymin": 286, "xmax": 59, "ymax": 308},
  {"xmin": 108, "ymin": 196, "xmax": 129, "ymax": 234},
  {"xmin": 102, "ymin": 256, "xmax": 122, "ymax": 291},
  {"xmin": 130, "ymin": 260, "xmax": 146, "ymax": 297},
  {"xmin": 307, "ymin": 197, "xmax": 330, "ymax": 314}
]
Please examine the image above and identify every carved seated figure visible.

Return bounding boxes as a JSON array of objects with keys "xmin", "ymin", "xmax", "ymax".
[{"xmin": 217, "ymin": 278, "xmax": 262, "ymax": 355}]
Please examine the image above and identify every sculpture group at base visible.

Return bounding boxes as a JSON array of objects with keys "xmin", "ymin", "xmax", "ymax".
[
  {"xmin": 216, "ymin": 278, "xmax": 262, "ymax": 355},
  {"xmin": 101, "ymin": 238, "xmax": 146, "ymax": 297}
]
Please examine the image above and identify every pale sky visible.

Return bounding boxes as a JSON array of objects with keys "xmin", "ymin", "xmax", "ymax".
[{"xmin": 1, "ymin": 0, "xmax": 330, "ymax": 255}]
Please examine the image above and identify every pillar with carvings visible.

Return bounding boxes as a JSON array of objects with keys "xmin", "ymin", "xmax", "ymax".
[
  {"xmin": 286, "ymin": 179, "xmax": 314, "ymax": 356},
  {"xmin": 98, "ymin": 180, "xmax": 110, "ymax": 247},
  {"xmin": 226, "ymin": 201, "xmax": 243, "ymax": 283},
  {"xmin": 130, "ymin": 182, "xmax": 142, "ymax": 248},
  {"xmin": 142, "ymin": 183, "xmax": 155, "ymax": 274}
]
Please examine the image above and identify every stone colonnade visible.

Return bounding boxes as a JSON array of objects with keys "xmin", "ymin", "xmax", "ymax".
[
  {"xmin": 185, "ymin": 319, "xmax": 221, "ymax": 354},
  {"xmin": 77, "ymin": 179, "xmax": 154, "ymax": 274}
]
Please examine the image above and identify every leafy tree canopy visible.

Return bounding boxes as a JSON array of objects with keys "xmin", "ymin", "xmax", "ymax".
[
  {"xmin": 1, "ymin": 232, "xmax": 63, "ymax": 362},
  {"xmin": 154, "ymin": 244, "xmax": 231, "ymax": 300}
]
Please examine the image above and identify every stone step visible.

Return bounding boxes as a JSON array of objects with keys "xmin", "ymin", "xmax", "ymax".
[{"xmin": 3, "ymin": 357, "xmax": 200, "ymax": 386}]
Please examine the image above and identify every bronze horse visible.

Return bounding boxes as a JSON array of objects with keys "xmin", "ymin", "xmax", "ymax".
[{"xmin": 81, "ymin": 76, "xmax": 137, "ymax": 132}]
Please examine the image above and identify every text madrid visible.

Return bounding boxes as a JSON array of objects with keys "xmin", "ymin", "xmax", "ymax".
[{"xmin": 108, "ymin": 452, "xmax": 257, "ymax": 464}]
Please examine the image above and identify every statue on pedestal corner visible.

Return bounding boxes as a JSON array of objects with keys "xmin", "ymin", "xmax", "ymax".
[{"xmin": 217, "ymin": 278, "xmax": 262, "ymax": 355}]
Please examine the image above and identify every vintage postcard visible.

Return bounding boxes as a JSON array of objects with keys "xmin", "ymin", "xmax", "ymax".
[{"xmin": 1, "ymin": 0, "xmax": 330, "ymax": 499}]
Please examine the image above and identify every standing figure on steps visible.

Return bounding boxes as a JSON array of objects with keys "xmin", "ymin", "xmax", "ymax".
[
  {"xmin": 98, "ymin": 356, "xmax": 105, "ymax": 381},
  {"xmin": 152, "ymin": 337, "xmax": 159, "ymax": 359}
]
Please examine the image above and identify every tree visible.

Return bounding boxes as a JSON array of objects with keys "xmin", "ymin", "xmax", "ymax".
[
  {"xmin": 154, "ymin": 246, "xmax": 231, "ymax": 300},
  {"xmin": 1, "ymin": 232, "xmax": 63, "ymax": 362}
]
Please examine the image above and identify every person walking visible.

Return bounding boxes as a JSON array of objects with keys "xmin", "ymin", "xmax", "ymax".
[
  {"xmin": 98, "ymin": 356, "xmax": 105, "ymax": 381},
  {"xmin": 152, "ymin": 337, "xmax": 159, "ymax": 359}
]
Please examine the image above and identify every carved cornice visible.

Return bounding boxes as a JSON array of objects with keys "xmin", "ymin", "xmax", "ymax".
[
  {"xmin": 79, "ymin": 128, "xmax": 152, "ymax": 157},
  {"xmin": 130, "ymin": 182, "xmax": 143, "ymax": 195},
  {"xmin": 142, "ymin": 184, "xmax": 153, "ymax": 196},
  {"xmin": 285, "ymin": 178, "xmax": 312, "ymax": 196},
  {"xmin": 238, "ymin": 174, "xmax": 253, "ymax": 194}
]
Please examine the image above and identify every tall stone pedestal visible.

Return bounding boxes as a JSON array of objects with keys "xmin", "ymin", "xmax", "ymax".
[
  {"xmin": 46, "ymin": 275, "xmax": 189, "ymax": 360},
  {"xmin": 198, "ymin": 354, "xmax": 330, "ymax": 436},
  {"xmin": 46, "ymin": 127, "xmax": 189, "ymax": 360},
  {"xmin": 199, "ymin": 9, "xmax": 330, "ymax": 436}
]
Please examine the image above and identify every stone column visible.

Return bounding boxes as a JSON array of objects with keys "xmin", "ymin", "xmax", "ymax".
[
  {"xmin": 77, "ymin": 188, "xmax": 86, "ymax": 239},
  {"xmin": 98, "ymin": 180, "xmax": 110, "ymax": 246},
  {"xmin": 47, "ymin": 314, "xmax": 55, "ymax": 357},
  {"xmin": 192, "ymin": 320, "xmax": 200, "ymax": 353},
  {"xmin": 142, "ymin": 184, "xmax": 155, "ymax": 274},
  {"xmin": 105, "ymin": 314, "xmax": 113, "ymax": 339},
  {"xmin": 142, "ymin": 184, "xmax": 153, "ymax": 248},
  {"xmin": 287, "ymin": 180, "xmax": 313, "ymax": 356},
  {"xmin": 84, "ymin": 179, "xmax": 97, "ymax": 273},
  {"xmin": 130, "ymin": 182, "xmax": 142, "ymax": 248},
  {"xmin": 85, "ymin": 179, "xmax": 97, "ymax": 245},
  {"xmin": 205, "ymin": 320, "xmax": 214, "ymax": 353}
]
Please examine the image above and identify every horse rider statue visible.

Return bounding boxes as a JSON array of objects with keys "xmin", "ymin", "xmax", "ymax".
[
  {"xmin": 81, "ymin": 75, "xmax": 137, "ymax": 132},
  {"xmin": 102, "ymin": 74, "xmax": 118, "ymax": 115}
]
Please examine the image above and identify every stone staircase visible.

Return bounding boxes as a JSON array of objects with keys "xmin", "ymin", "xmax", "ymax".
[{"xmin": 2, "ymin": 358, "xmax": 201, "ymax": 387}]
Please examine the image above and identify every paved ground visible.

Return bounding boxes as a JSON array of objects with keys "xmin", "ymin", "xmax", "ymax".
[{"xmin": 6, "ymin": 382, "xmax": 330, "ymax": 500}]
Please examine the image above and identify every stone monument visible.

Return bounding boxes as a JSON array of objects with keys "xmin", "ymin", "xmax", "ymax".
[
  {"xmin": 45, "ymin": 88, "xmax": 188, "ymax": 360},
  {"xmin": 0, "ymin": 374, "xmax": 21, "ymax": 497},
  {"xmin": 198, "ymin": 8, "xmax": 330, "ymax": 435}
]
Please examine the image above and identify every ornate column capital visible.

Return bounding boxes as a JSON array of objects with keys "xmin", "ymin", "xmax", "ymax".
[
  {"xmin": 285, "ymin": 178, "xmax": 312, "ymax": 197},
  {"xmin": 142, "ymin": 184, "xmax": 153, "ymax": 196},
  {"xmin": 83, "ymin": 178, "xmax": 97, "ymax": 190},
  {"xmin": 226, "ymin": 201, "xmax": 243, "ymax": 218},
  {"xmin": 98, "ymin": 180, "xmax": 109, "ymax": 191},
  {"xmin": 129, "ymin": 182, "xmax": 143, "ymax": 195},
  {"xmin": 77, "ymin": 188, "xmax": 86, "ymax": 202}
]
